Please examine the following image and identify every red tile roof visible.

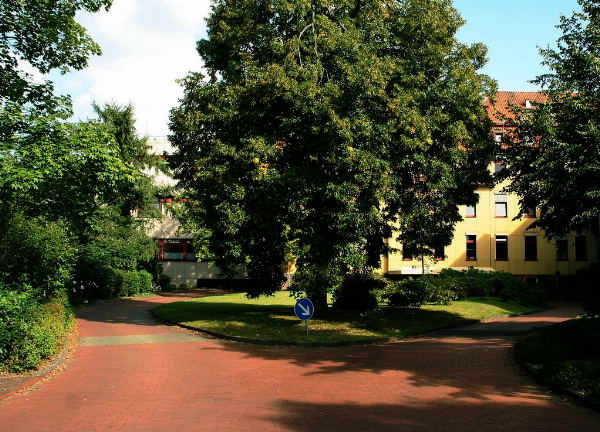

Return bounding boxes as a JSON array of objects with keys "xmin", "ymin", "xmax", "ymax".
[{"xmin": 484, "ymin": 91, "xmax": 548, "ymax": 125}]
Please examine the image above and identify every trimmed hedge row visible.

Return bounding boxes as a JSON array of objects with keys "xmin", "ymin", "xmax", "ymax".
[
  {"xmin": 332, "ymin": 268, "xmax": 550, "ymax": 311},
  {"xmin": 383, "ymin": 268, "xmax": 549, "ymax": 309},
  {"xmin": 71, "ymin": 258, "xmax": 155, "ymax": 303}
]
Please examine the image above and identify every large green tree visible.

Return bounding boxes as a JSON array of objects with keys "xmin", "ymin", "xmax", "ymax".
[
  {"xmin": 499, "ymin": 0, "xmax": 600, "ymax": 239},
  {"xmin": 169, "ymin": 0, "xmax": 496, "ymax": 307},
  {"xmin": 1, "ymin": 0, "xmax": 115, "ymax": 210}
]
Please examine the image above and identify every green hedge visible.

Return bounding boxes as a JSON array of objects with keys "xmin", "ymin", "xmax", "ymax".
[
  {"xmin": 72, "ymin": 259, "xmax": 155, "ymax": 302},
  {"xmin": 118, "ymin": 270, "xmax": 153, "ymax": 297},
  {"xmin": 0, "ymin": 287, "xmax": 73, "ymax": 372},
  {"xmin": 383, "ymin": 268, "xmax": 549, "ymax": 309}
]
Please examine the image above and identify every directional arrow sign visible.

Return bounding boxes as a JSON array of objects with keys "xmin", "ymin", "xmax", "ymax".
[{"xmin": 294, "ymin": 298, "xmax": 314, "ymax": 321}]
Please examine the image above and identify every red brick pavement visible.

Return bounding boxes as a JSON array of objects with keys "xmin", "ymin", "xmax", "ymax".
[{"xmin": 1, "ymin": 294, "xmax": 599, "ymax": 432}]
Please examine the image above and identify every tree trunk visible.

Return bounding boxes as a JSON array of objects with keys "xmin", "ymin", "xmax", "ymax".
[{"xmin": 311, "ymin": 289, "xmax": 328, "ymax": 317}]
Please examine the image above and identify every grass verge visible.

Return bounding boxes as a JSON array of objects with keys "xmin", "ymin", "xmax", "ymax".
[
  {"xmin": 516, "ymin": 318, "xmax": 600, "ymax": 401},
  {"xmin": 153, "ymin": 291, "xmax": 542, "ymax": 344}
]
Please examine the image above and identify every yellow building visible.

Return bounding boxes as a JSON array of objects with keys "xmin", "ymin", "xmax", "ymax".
[
  {"xmin": 384, "ymin": 92, "xmax": 596, "ymax": 282},
  {"xmin": 384, "ymin": 183, "xmax": 596, "ymax": 281}
]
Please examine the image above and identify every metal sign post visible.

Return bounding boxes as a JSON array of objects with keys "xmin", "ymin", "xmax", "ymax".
[{"xmin": 294, "ymin": 298, "xmax": 314, "ymax": 335}]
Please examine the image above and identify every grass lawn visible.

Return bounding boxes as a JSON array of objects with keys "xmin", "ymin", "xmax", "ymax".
[
  {"xmin": 516, "ymin": 318, "xmax": 600, "ymax": 401},
  {"xmin": 153, "ymin": 291, "xmax": 543, "ymax": 343}
]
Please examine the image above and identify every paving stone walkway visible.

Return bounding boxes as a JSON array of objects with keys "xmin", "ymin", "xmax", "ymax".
[{"xmin": 1, "ymin": 292, "xmax": 599, "ymax": 431}]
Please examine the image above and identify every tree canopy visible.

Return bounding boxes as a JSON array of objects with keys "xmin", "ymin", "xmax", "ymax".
[
  {"xmin": 499, "ymin": 0, "xmax": 600, "ymax": 238},
  {"xmin": 169, "ymin": 0, "xmax": 496, "ymax": 304}
]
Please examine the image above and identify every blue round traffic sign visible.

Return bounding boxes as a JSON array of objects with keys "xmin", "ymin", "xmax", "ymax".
[{"xmin": 294, "ymin": 298, "xmax": 314, "ymax": 321}]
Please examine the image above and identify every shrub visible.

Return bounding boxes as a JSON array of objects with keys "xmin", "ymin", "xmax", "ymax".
[
  {"xmin": 332, "ymin": 273, "xmax": 383, "ymax": 310},
  {"xmin": 576, "ymin": 263, "xmax": 600, "ymax": 319},
  {"xmin": 383, "ymin": 278, "xmax": 429, "ymax": 309},
  {"xmin": 139, "ymin": 271, "xmax": 154, "ymax": 294},
  {"xmin": 426, "ymin": 277, "xmax": 459, "ymax": 305},
  {"xmin": 159, "ymin": 273, "xmax": 171, "ymax": 290},
  {"xmin": 118, "ymin": 270, "xmax": 153, "ymax": 296},
  {"xmin": 0, "ymin": 288, "xmax": 73, "ymax": 372},
  {"xmin": 499, "ymin": 282, "xmax": 549, "ymax": 306},
  {"xmin": 0, "ymin": 214, "xmax": 76, "ymax": 300},
  {"xmin": 516, "ymin": 318, "xmax": 600, "ymax": 401},
  {"xmin": 72, "ymin": 257, "xmax": 124, "ymax": 301},
  {"xmin": 178, "ymin": 282, "xmax": 189, "ymax": 290}
]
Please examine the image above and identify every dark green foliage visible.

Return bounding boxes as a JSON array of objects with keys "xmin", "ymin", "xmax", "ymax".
[
  {"xmin": 358, "ymin": 308, "xmax": 385, "ymax": 330},
  {"xmin": 72, "ymin": 258, "xmax": 124, "ymax": 301},
  {"xmin": 140, "ymin": 255, "xmax": 164, "ymax": 285},
  {"xmin": 516, "ymin": 318, "xmax": 600, "ymax": 400},
  {"xmin": 383, "ymin": 278, "xmax": 430, "ymax": 309},
  {"xmin": 0, "ymin": 288, "xmax": 73, "ymax": 372},
  {"xmin": 118, "ymin": 270, "xmax": 153, "ymax": 297},
  {"xmin": 517, "ymin": 319, "xmax": 600, "ymax": 364},
  {"xmin": 540, "ymin": 362, "xmax": 600, "ymax": 400},
  {"xmin": 159, "ymin": 274, "xmax": 172, "ymax": 291},
  {"xmin": 499, "ymin": 283, "xmax": 549, "ymax": 307},
  {"xmin": 381, "ymin": 268, "xmax": 549, "ymax": 308},
  {"xmin": 0, "ymin": 211, "xmax": 76, "ymax": 300},
  {"xmin": 574, "ymin": 262, "xmax": 600, "ymax": 318},
  {"xmin": 426, "ymin": 277, "xmax": 459, "ymax": 305},
  {"xmin": 169, "ymin": 0, "xmax": 497, "ymax": 306},
  {"xmin": 332, "ymin": 273, "xmax": 384, "ymax": 310},
  {"xmin": 83, "ymin": 224, "xmax": 158, "ymax": 271}
]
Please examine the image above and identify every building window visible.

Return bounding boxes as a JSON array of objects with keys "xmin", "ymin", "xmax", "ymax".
[
  {"xmin": 525, "ymin": 236, "xmax": 537, "ymax": 261},
  {"xmin": 402, "ymin": 242, "xmax": 416, "ymax": 261},
  {"xmin": 494, "ymin": 162, "xmax": 505, "ymax": 173},
  {"xmin": 524, "ymin": 208, "xmax": 536, "ymax": 218},
  {"xmin": 495, "ymin": 193, "xmax": 507, "ymax": 218},
  {"xmin": 494, "ymin": 132, "xmax": 503, "ymax": 143},
  {"xmin": 575, "ymin": 236, "xmax": 587, "ymax": 261},
  {"xmin": 434, "ymin": 245, "xmax": 445, "ymax": 261},
  {"xmin": 466, "ymin": 235, "xmax": 477, "ymax": 260},
  {"xmin": 466, "ymin": 205, "xmax": 476, "ymax": 218},
  {"xmin": 556, "ymin": 237, "xmax": 568, "ymax": 261},
  {"xmin": 496, "ymin": 235, "xmax": 508, "ymax": 260},
  {"xmin": 158, "ymin": 239, "xmax": 196, "ymax": 261}
]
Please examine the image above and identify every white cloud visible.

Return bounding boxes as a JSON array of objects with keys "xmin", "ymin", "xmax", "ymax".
[{"xmin": 50, "ymin": 0, "xmax": 209, "ymax": 136}]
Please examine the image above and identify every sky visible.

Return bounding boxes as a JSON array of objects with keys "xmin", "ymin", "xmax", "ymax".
[{"xmin": 44, "ymin": 0, "xmax": 582, "ymax": 137}]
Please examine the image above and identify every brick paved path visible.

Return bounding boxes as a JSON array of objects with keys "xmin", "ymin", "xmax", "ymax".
[{"xmin": 1, "ymin": 293, "xmax": 599, "ymax": 432}]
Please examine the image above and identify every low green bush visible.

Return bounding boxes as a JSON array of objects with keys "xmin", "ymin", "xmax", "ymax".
[
  {"xmin": 499, "ymin": 282, "xmax": 549, "ymax": 306},
  {"xmin": 540, "ymin": 362, "xmax": 600, "ymax": 400},
  {"xmin": 576, "ymin": 263, "xmax": 600, "ymax": 319},
  {"xmin": 0, "ymin": 287, "xmax": 73, "ymax": 372},
  {"xmin": 72, "ymin": 257, "xmax": 124, "ymax": 301},
  {"xmin": 383, "ymin": 278, "xmax": 429, "ymax": 309},
  {"xmin": 159, "ymin": 273, "xmax": 171, "ymax": 290},
  {"xmin": 516, "ymin": 318, "xmax": 600, "ymax": 401},
  {"xmin": 119, "ymin": 270, "xmax": 153, "ymax": 296}
]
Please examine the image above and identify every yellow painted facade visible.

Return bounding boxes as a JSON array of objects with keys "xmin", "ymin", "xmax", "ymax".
[{"xmin": 383, "ymin": 175, "xmax": 596, "ymax": 279}]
